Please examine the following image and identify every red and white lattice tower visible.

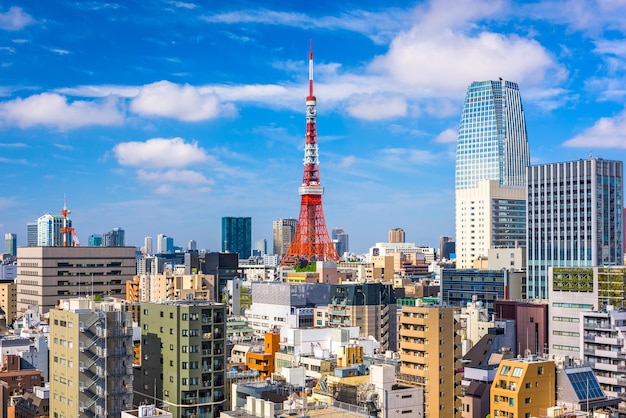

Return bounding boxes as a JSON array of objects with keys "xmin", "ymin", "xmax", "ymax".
[{"xmin": 281, "ymin": 44, "xmax": 339, "ymax": 266}]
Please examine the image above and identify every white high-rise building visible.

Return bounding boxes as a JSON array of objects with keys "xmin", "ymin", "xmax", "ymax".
[
  {"xmin": 37, "ymin": 213, "xmax": 69, "ymax": 247},
  {"xmin": 272, "ymin": 218, "xmax": 297, "ymax": 256},
  {"xmin": 144, "ymin": 236, "xmax": 152, "ymax": 254},
  {"xmin": 455, "ymin": 180, "xmax": 526, "ymax": 268}
]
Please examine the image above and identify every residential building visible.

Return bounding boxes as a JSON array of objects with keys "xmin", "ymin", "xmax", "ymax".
[
  {"xmin": 527, "ymin": 157, "xmax": 623, "ymax": 298},
  {"xmin": 222, "ymin": 217, "xmax": 252, "ymax": 259},
  {"xmin": 388, "ymin": 227, "xmax": 405, "ymax": 243},
  {"xmin": 398, "ymin": 303, "xmax": 461, "ymax": 417},
  {"xmin": 16, "ymin": 246, "xmax": 136, "ymax": 314},
  {"xmin": 328, "ymin": 282, "xmax": 396, "ymax": 351},
  {"xmin": 4, "ymin": 233, "xmax": 16, "ymax": 257},
  {"xmin": 103, "ymin": 227, "xmax": 125, "ymax": 247},
  {"xmin": 490, "ymin": 355, "xmax": 555, "ymax": 418},
  {"xmin": 49, "ymin": 297, "xmax": 134, "ymax": 418},
  {"xmin": 0, "ymin": 280, "xmax": 17, "ymax": 324},
  {"xmin": 157, "ymin": 234, "xmax": 174, "ymax": 254},
  {"xmin": 12, "ymin": 385, "xmax": 50, "ymax": 418},
  {"xmin": 122, "ymin": 404, "xmax": 172, "ymax": 418},
  {"xmin": 253, "ymin": 239, "xmax": 266, "ymax": 256},
  {"xmin": 272, "ymin": 218, "xmax": 297, "ymax": 257},
  {"xmin": 455, "ymin": 80, "xmax": 530, "ymax": 269},
  {"xmin": 134, "ymin": 300, "xmax": 227, "ymax": 418},
  {"xmin": 36, "ymin": 213, "xmax": 69, "ymax": 247},
  {"xmin": 494, "ymin": 300, "xmax": 549, "ymax": 357}
]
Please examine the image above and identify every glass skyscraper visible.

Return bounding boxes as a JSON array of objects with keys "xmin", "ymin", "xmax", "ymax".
[
  {"xmin": 456, "ymin": 79, "xmax": 530, "ymax": 190},
  {"xmin": 221, "ymin": 217, "xmax": 252, "ymax": 259},
  {"xmin": 455, "ymin": 80, "xmax": 530, "ymax": 268}
]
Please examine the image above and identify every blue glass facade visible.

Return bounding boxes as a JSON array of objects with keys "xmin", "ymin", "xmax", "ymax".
[
  {"xmin": 441, "ymin": 269, "xmax": 508, "ymax": 315},
  {"xmin": 221, "ymin": 217, "xmax": 252, "ymax": 259},
  {"xmin": 456, "ymin": 80, "xmax": 530, "ymax": 190}
]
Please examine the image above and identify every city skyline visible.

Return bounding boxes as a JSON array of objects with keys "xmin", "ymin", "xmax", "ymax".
[{"xmin": 1, "ymin": 1, "xmax": 626, "ymax": 252}]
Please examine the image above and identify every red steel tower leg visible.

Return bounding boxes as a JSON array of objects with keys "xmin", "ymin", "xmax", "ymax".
[{"xmin": 281, "ymin": 43, "xmax": 339, "ymax": 266}]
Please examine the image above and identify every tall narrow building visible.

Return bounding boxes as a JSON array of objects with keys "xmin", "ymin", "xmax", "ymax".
[
  {"xmin": 398, "ymin": 303, "xmax": 461, "ymax": 417},
  {"xmin": 37, "ymin": 213, "xmax": 70, "ymax": 247},
  {"xmin": 221, "ymin": 217, "xmax": 251, "ymax": 259},
  {"xmin": 49, "ymin": 297, "xmax": 134, "ymax": 418},
  {"xmin": 455, "ymin": 80, "xmax": 530, "ymax": 268},
  {"xmin": 134, "ymin": 300, "xmax": 227, "ymax": 418},
  {"xmin": 4, "ymin": 233, "xmax": 16, "ymax": 256},
  {"xmin": 103, "ymin": 227, "xmax": 125, "ymax": 247},
  {"xmin": 272, "ymin": 218, "xmax": 297, "ymax": 256},
  {"xmin": 331, "ymin": 227, "xmax": 349, "ymax": 256},
  {"xmin": 527, "ymin": 157, "xmax": 623, "ymax": 298}
]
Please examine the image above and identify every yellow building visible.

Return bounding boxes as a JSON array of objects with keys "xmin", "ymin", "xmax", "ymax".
[
  {"xmin": 490, "ymin": 356, "xmax": 555, "ymax": 418},
  {"xmin": 398, "ymin": 303, "xmax": 461, "ymax": 417},
  {"xmin": 0, "ymin": 281, "xmax": 16, "ymax": 325}
]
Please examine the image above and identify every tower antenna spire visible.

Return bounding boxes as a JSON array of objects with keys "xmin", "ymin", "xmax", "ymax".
[{"xmin": 281, "ymin": 42, "xmax": 339, "ymax": 266}]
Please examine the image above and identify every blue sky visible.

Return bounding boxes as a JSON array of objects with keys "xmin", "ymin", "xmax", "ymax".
[{"xmin": 1, "ymin": 0, "xmax": 626, "ymax": 253}]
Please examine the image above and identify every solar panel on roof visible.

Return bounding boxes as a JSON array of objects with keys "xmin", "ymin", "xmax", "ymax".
[{"xmin": 565, "ymin": 368, "xmax": 605, "ymax": 401}]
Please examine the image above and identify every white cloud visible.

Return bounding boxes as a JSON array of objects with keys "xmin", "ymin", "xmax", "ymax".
[
  {"xmin": 435, "ymin": 128, "xmax": 458, "ymax": 144},
  {"xmin": 137, "ymin": 168, "xmax": 212, "ymax": 184},
  {"xmin": 113, "ymin": 137, "xmax": 210, "ymax": 168},
  {"xmin": 563, "ymin": 110, "xmax": 626, "ymax": 149},
  {"xmin": 347, "ymin": 94, "xmax": 407, "ymax": 120},
  {"xmin": 0, "ymin": 142, "xmax": 27, "ymax": 147},
  {"xmin": 167, "ymin": 1, "xmax": 197, "ymax": 9},
  {"xmin": 0, "ymin": 93, "xmax": 123, "ymax": 129},
  {"xmin": 201, "ymin": 8, "xmax": 410, "ymax": 44},
  {"xmin": 338, "ymin": 155, "xmax": 357, "ymax": 168},
  {"xmin": 131, "ymin": 81, "xmax": 235, "ymax": 121},
  {"xmin": 0, "ymin": 7, "xmax": 33, "ymax": 31},
  {"xmin": 380, "ymin": 148, "xmax": 439, "ymax": 166}
]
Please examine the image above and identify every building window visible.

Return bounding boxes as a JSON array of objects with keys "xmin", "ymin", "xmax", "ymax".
[
  {"xmin": 512, "ymin": 367, "xmax": 523, "ymax": 377},
  {"xmin": 538, "ymin": 366, "xmax": 543, "ymax": 375}
]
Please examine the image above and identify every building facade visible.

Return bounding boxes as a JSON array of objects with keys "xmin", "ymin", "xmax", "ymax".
[
  {"xmin": 221, "ymin": 217, "xmax": 252, "ymax": 259},
  {"xmin": 37, "ymin": 213, "xmax": 70, "ymax": 247},
  {"xmin": 49, "ymin": 298, "xmax": 134, "ymax": 418},
  {"xmin": 398, "ymin": 304, "xmax": 461, "ymax": 417},
  {"xmin": 388, "ymin": 228, "xmax": 405, "ymax": 244},
  {"xmin": 4, "ymin": 233, "xmax": 16, "ymax": 257},
  {"xmin": 134, "ymin": 300, "xmax": 227, "ymax": 418},
  {"xmin": 15, "ymin": 246, "xmax": 136, "ymax": 314},
  {"xmin": 331, "ymin": 228, "xmax": 349, "ymax": 257},
  {"xmin": 527, "ymin": 158, "xmax": 624, "ymax": 298},
  {"xmin": 272, "ymin": 218, "xmax": 297, "ymax": 257},
  {"xmin": 103, "ymin": 227, "xmax": 125, "ymax": 247}
]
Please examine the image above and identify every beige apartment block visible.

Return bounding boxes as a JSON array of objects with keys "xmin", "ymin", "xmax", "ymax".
[
  {"xmin": 16, "ymin": 246, "xmax": 136, "ymax": 315},
  {"xmin": 398, "ymin": 304, "xmax": 461, "ymax": 418}
]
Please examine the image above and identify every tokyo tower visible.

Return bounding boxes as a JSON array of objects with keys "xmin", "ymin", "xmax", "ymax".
[{"xmin": 280, "ymin": 44, "xmax": 339, "ymax": 266}]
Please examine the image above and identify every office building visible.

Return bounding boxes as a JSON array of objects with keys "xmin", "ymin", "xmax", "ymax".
[
  {"xmin": 455, "ymin": 80, "xmax": 530, "ymax": 269},
  {"xmin": 37, "ymin": 213, "xmax": 70, "ymax": 247},
  {"xmin": 157, "ymin": 234, "xmax": 174, "ymax": 254},
  {"xmin": 26, "ymin": 222, "xmax": 37, "ymax": 247},
  {"xmin": 441, "ymin": 269, "xmax": 525, "ymax": 315},
  {"xmin": 88, "ymin": 234, "xmax": 103, "ymax": 246},
  {"xmin": 332, "ymin": 228, "xmax": 349, "ymax": 256},
  {"xmin": 144, "ymin": 236, "xmax": 153, "ymax": 254},
  {"xmin": 527, "ymin": 158, "xmax": 623, "ymax": 298},
  {"xmin": 272, "ymin": 218, "xmax": 297, "ymax": 256},
  {"xmin": 188, "ymin": 239, "xmax": 197, "ymax": 251},
  {"xmin": 134, "ymin": 300, "xmax": 227, "ymax": 418},
  {"xmin": 253, "ymin": 239, "xmax": 266, "ymax": 256},
  {"xmin": 388, "ymin": 227, "xmax": 405, "ymax": 243},
  {"xmin": 4, "ymin": 233, "xmax": 16, "ymax": 257},
  {"xmin": 49, "ymin": 297, "xmax": 134, "ymax": 418},
  {"xmin": 103, "ymin": 227, "xmax": 125, "ymax": 247},
  {"xmin": 456, "ymin": 179, "xmax": 526, "ymax": 268},
  {"xmin": 398, "ymin": 303, "xmax": 461, "ymax": 417},
  {"xmin": 16, "ymin": 246, "xmax": 136, "ymax": 314},
  {"xmin": 221, "ymin": 217, "xmax": 251, "ymax": 259},
  {"xmin": 439, "ymin": 236, "xmax": 455, "ymax": 260},
  {"xmin": 456, "ymin": 79, "xmax": 530, "ymax": 190},
  {"xmin": 490, "ymin": 356, "xmax": 555, "ymax": 418},
  {"xmin": 328, "ymin": 282, "xmax": 396, "ymax": 351}
]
